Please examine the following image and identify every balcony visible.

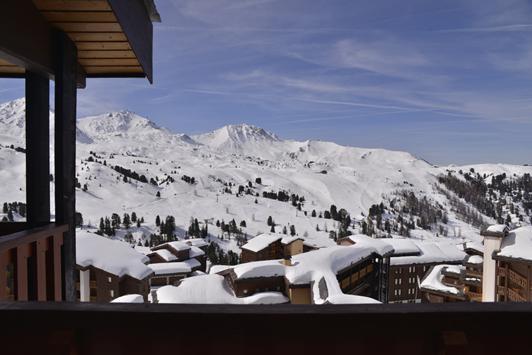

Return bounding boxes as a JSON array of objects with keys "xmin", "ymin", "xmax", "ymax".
[
  {"xmin": 0, "ymin": 302, "xmax": 530, "ymax": 354},
  {"xmin": 0, "ymin": 223, "xmax": 66, "ymax": 301}
]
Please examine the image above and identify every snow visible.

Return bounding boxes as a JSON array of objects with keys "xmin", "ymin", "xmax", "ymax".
[
  {"xmin": 148, "ymin": 262, "xmax": 193, "ymax": 275},
  {"xmin": 487, "ymin": 224, "xmax": 508, "ymax": 234},
  {"xmin": 390, "ymin": 240, "xmax": 466, "ymax": 266},
  {"xmin": 241, "ymin": 233, "xmax": 283, "ymax": 252},
  {"xmin": 496, "ymin": 226, "xmax": 532, "ymax": 261},
  {"xmin": 155, "ymin": 274, "xmax": 288, "ymax": 304},
  {"xmin": 326, "ymin": 294, "xmax": 381, "ymax": 304},
  {"xmin": 385, "ymin": 238, "xmax": 421, "ymax": 255},
  {"xmin": 111, "ymin": 294, "xmax": 144, "ymax": 303},
  {"xmin": 76, "ymin": 231, "xmax": 153, "ymax": 280},
  {"xmin": 189, "ymin": 246, "xmax": 205, "ymax": 258},
  {"xmin": 209, "ymin": 265, "xmax": 233, "ymax": 274},
  {"xmin": 157, "ymin": 241, "xmax": 190, "ymax": 252},
  {"xmin": 151, "ymin": 249, "xmax": 177, "ymax": 262},
  {"xmin": 346, "ymin": 234, "xmax": 394, "ymax": 256},
  {"xmin": 233, "ymin": 260, "xmax": 286, "ymax": 279},
  {"xmin": 280, "ymin": 236, "xmax": 302, "ymax": 245},
  {"xmin": 420, "ymin": 265, "xmax": 464, "ymax": 295},
  {"xmin": 185, "ymin": 238, "xmax": 208, "ymax": 248},
  {"xmin": 184, "ymin": 258, "xmax": 201, "ymax": 269},
  {"xmin": 467, "ymin": 255, "xmax": 483, "ymax": 264}
]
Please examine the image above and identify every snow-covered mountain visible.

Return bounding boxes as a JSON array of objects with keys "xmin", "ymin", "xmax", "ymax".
[{"xmin": 1, "ymin": 98, "xmax": 530, "ymax": 252}]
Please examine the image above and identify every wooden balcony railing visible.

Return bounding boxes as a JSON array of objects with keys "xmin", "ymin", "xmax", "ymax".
[
  {"xmin": 508, "ymin": 268, "xmax": 527, "ymax": 290},
  {"xmin": 0, "ymin": 223, "xmax": 67, "ymax": 301},
  {"xmin": 507, "ymin": 287, "xmax": 527, "ymax": 302},
  {"xmin": 497, "ymin": 267, "xmax": 507, "ymax": 276}
]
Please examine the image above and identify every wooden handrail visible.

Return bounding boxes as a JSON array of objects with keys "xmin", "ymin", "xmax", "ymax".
[
  {"xmin": 0, "ymin": 223, "xmax": 67, "ymax": 251},
  {"xmin": 0, "ymin": 223, "xmax": 67, "ymax": 302}
]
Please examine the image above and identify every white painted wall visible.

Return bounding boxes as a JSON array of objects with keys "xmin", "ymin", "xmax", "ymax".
[
  {"xmin": 482, "ymin": 236, "xmax": 503, "ymax": 302},
  {"xmin": 80, "ymin": 269, "xmax": 90, "ymax": 302}
]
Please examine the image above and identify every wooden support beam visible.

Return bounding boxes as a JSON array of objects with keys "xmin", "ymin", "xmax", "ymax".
[
  {"xmin": 25, "ymin": 71, "xmax": 51, "ymax": 224},
  {"xmin": 0, "ymin": 0, "xmax": 54, "ymax": 77},
  {"xmin": 54, "ymin": 31, "xmax": 77, "ymax": 302},
  {"xmin": 108, "ymin": 0, "xmax": 153, "ymax": 83}
]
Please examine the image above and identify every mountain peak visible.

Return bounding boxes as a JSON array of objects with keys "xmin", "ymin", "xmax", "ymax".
[
  {"xmin": 192, "ymin": 123, "xmax": 280, "ymax": 150},
  {"xmin": 77, "ymin": 110, "xmax": 160, "ymax": 137}
]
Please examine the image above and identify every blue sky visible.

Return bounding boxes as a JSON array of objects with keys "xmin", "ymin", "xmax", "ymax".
[{"xmin": 1, "ymin": 0, "xmax": 532, "ymax": 165}]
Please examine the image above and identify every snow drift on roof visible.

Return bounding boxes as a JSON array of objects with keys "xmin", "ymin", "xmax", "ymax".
[
  {"xmin": 467, "ymin": 255, "xmax": 483, "ymax": 264},
  {"xmin": 148, "ymin": 262, "xmax": 192, "ymax": 275},
  {"xmin": 209, "ymin": 265, "xmax": 233, "ymax": 274},
  {"xmin": 385, "ymin": 238, "xmax": 420, "ymax": 255},
  {"xmin": 241, "ymin": 233, "xmax": 282, "ymax": 252},
  {"xmin": 76, "ymin": 231, "xmax": 152, "ymax": 280},
  {"xmin": 189, "ymin": 246, "xmax": 205, "ymax": 258},
  {"xmin": 487, "ymin": 224, "xmax": 508, "ymax": 233},
  {"xmin": 151, "ymin": 249, "xmax": 177, "ymax": 262},
  {"xmin": 420, "ymin": 265, "xmax": 464, "ymax": 296},
  {"xmin": 496, "ymin": 226, "xmax": 532, "ymax": 262},
  {"xmin": 233, "ymin": 259, "xmax": 285, "ymax": 279},
  {"xmin": 155, "ymin": 274, "xmax": 288, "ymax": 304},
  {"xmin": 111, "ymin": 294, "xmax": 144, "ymax": 303},
  {"xmin": 326, "ymin": 294, "xmax": 381, "ymax": 304},
  {"xmin": 390, "ymin": 240, "xmax": 466, "ymax": 266},
  {"xmin": 346, "ymin": 235, "xmax": 394, "ymax": 256},
  {"xmin": 185, "ymin": 238, "xmax": 209, "ymax": 248}
]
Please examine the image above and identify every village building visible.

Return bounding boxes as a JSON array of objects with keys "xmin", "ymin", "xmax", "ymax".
[
  {"xmin": 420, "ymin": 264, "xmax": 466, "ymax": 303},
  {"xmin": 147, "ymin": 240, "xmax": 207, "ymax": 271},
  {"xmin": 386, "ymin": 238, "xmax": 466, "ymax": 303},
  {"xmin": 240, "ymin": 233, "xmax": 304, "ymax": 263},
  {"xmin": 221, "ymin": 235, "xmax": 394, "ymax": 304},
  {"xmin": 76, "ymin": 231, "xmax": 153, "ymax": 303},
  {"xmin": 481, "ymin": 225, "xmax": 532, "ymax": 302}
]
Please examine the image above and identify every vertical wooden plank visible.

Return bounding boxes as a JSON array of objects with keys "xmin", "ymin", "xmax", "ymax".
[
  {"xmin": 36, "ymin": 238, "xmax": 47, "ymax": 301},
  {"xmin": 16, "ymin": 244, "xmax": 30, "ymax": 301},
  {"xmin": 54, "ymin": 30, "xmax": 78, "ymax": 302},
  {"xmin": 0, "ymin": 250, "xmax": 8, "ymax": 300},
  {"xmin": 53, "ymin": 232, "xmax": 63, "ymax": 301},
  {"xmin": 25, "ymin": 70, "xmax": 51, "ymax": 224}
]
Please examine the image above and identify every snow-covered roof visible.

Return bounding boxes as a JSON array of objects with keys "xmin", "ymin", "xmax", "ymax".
[
  {"xmin": 150, "ymin": 249, "xmax": 177, "ymax": 262},
  {"xmin": 233, "ymin": 260, "xmax": 286, "ymax": 279},
  {"xmin": 346, "ymin": 235, "xmax": 394, "ymax": 256},
  {"xmin": 111, "ymin": 294, "xmax": 144, "ymax": 303},
  {"xmin": 466, "ymin": 255, "xmax": 483, "ymax": 264},
  {"xmin": 184, "ymin": 258, "xmax": 201, "ymax": 270},
  {"xmin": 153, "ymin": 241, "xmax": 191, "ymax": 252},
  {"xmin": 495, "ymin": 226, "xmax": 532, "ymax": 262},
  {"xmin": 420, "ymin": 265, "xmax": 464, "ymax": 296},
  {"xmin": 155, "ymin": 274, "xmax": 288, "ymax": 304},
  {"xmin": 487, "ymin": 224, "xmax": 508, "ymax": 234},
  {"xmin": 185, "ymin": 238, "xmax": 209, "ymax": 248},
  {"xmin": 390, "ymin": 240, "xmax": 466, "ymax": 266},
  {"xmin": 189, "ymin": 246, "xmax": 205, "ymax": 258},
  {"xmin": 148, "ymin": 262, "xmax": 193, "ymax": 275},
  {"xmin": 385, "ymin": 238, "xmax": 421, "ymax": 256},
  {"xmin": 76, "ymin": 231, "xmax": 152, "ymax": 280},
  {"xmin": 462, "ymin": 240, "xmax": 483, "ymax": 255},
  {"xmin": 240, "ymin": 233, "xmax": 304, "ymax": 253},
  {"xmin": 209, "ymin": 265, "xmax": 233, "ymax": 274}
]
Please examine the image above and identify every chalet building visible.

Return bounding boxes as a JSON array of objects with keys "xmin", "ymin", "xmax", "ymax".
[
  {"xmin": 148, "ymin": 259, "xmax": 202, "ymax": 288},
  {"xmin": 0, "ymin": 0, "xmax": 159, "ymax": 302},
  {"xmin": 480, "ymin": 225, "xmax": 532, "ymax": 302},
  {"xmin": 76, "ymin": 232, "xmax": 153, "ymax": 303},
  {"xmin": 223, "ymin": 235, "xmax": 393, "ymax": 304},
  {"xmin": 147, "ymin": 241, "xmax": 207, "ymax": 272},
  {"xmin": 462, "ymin": 254, "xmax": 483, "ymax": 301},
  {"xmin": 420, "ymin": 264, "xmax": 466, "ymax": 303},
  {"xmin": 240, "ymin": 234, "xmax": 304, "ymax": 263},
  {"xmin": 386, "ymin": 238, "xmax": 466, "ymax": 303}
]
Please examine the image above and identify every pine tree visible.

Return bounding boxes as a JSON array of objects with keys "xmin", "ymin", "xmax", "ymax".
[
  {"xmin": 7, "ymin": 210, "xmax": 13, "ymax": 222},
  {"xmin": 155, "ymin": 215, "xmax": 161, "ymax": 227},
  {"xmin": 156, "ymin": 191, "xmax": 161, "ymax": 198},
  {"xmin": 270, "ymin": 224, "xmax": 275, "ymax": 233},
  {"xmin": 131, "ymin": 212, "xmax": 137, "ymax": 222},
  {"xmin": 2, "ymin": 203, "xmax": 8, "ymax": 213},
  {"xmin": 290, "ymin": 225, "xmax": 296, "ymax": 236},
  {"xmin": 99, "ymin": 218, "xmax": 105, "ymax": 234},
  {"xmin": 282, "ymin": 226, "xmax": 287, "ymax": 234},
  {"xmin": 311, "ymin": 209, "xmax": 316, "ymax": 217},
  {"xmin": 267, "ymin": 216, "xmax": 273, "ymax": 226},
  {"xmin": 137, "ymin": 220, "xmax": 141, "ymax": 228},
  {"xmin": 123, "ymin": 213, "xmax": 131, "ymax": 229}
]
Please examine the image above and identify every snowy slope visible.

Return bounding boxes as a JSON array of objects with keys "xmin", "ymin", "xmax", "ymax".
[{"xmin": 1, "ymin": 98, "xmax": 531, "ymax": 252}]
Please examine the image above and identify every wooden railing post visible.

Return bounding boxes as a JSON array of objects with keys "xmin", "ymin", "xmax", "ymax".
[
  {"xmin": 16, "ymin": 244, "xmax": 30, "ymax": 301},
  {"xmin": 53, "ymin": 233, "xmax": 63, "ymax": 301},
  {"xmin": 36, "ymin": 239, "xmax": 47, "ymax": 301},
  {"xmin": 0, "ymin": 251, "xmax": 8, "ymax": 300}
]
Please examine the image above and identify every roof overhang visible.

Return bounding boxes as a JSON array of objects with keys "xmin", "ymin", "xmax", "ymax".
[{"xmin": 0, "ymin": 0, "xmax": 160, "ymax": 84}]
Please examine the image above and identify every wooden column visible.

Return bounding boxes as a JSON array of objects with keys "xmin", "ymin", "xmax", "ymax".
[
  {"xmin": 25, "ymin": 70, "xmax": 50, "ymax": 224},
  {"xmin": 79, "ymin": 269, "xmax": 90, "ymax": 302},
  {"xmin": 54, "ymin": 31, "xmax": 77, "ymax": 302}
]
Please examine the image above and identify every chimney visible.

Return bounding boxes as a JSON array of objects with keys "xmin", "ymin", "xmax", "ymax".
[
  {"xmin": 481, "ymin": 225, "xmax": 508, "ymax": 302},
  {"xmin": 281, "ymin": 256, "xmax": 292, "ymax": 266}
]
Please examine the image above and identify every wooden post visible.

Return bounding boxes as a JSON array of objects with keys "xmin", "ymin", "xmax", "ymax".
[
  {"xmin": 16, "ymin": 244, "xmax": 30, "ymax": 301},
  {"xmin": 36, "ymin": 238, "xmax": 47, "ymax": 301},
  {"xmin": 25, "ymin": 70, "xmax": 50, "ymax": 224},
  {"xmin": 79, "ymin": 269, "xmax": 90, "ymax": 302},
  {"xmin": 54, "ymin": 31, "xmax": 77, "ymax": 302},
  {"xmin": 53, "ymin": 233, "xmax": 63, "ymax": 301},
  {"xmin": 0, "ymin": 251, "xmax": 8, "ymax": 300}
]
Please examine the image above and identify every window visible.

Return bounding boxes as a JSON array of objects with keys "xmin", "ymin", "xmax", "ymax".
[
  {"xmin": 110, "ymin": 290, "xmax": 114, "ymax": 298},
  {"xmin": 108, "ymin": 277, "xmax": 112, "ymax": 283}
]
